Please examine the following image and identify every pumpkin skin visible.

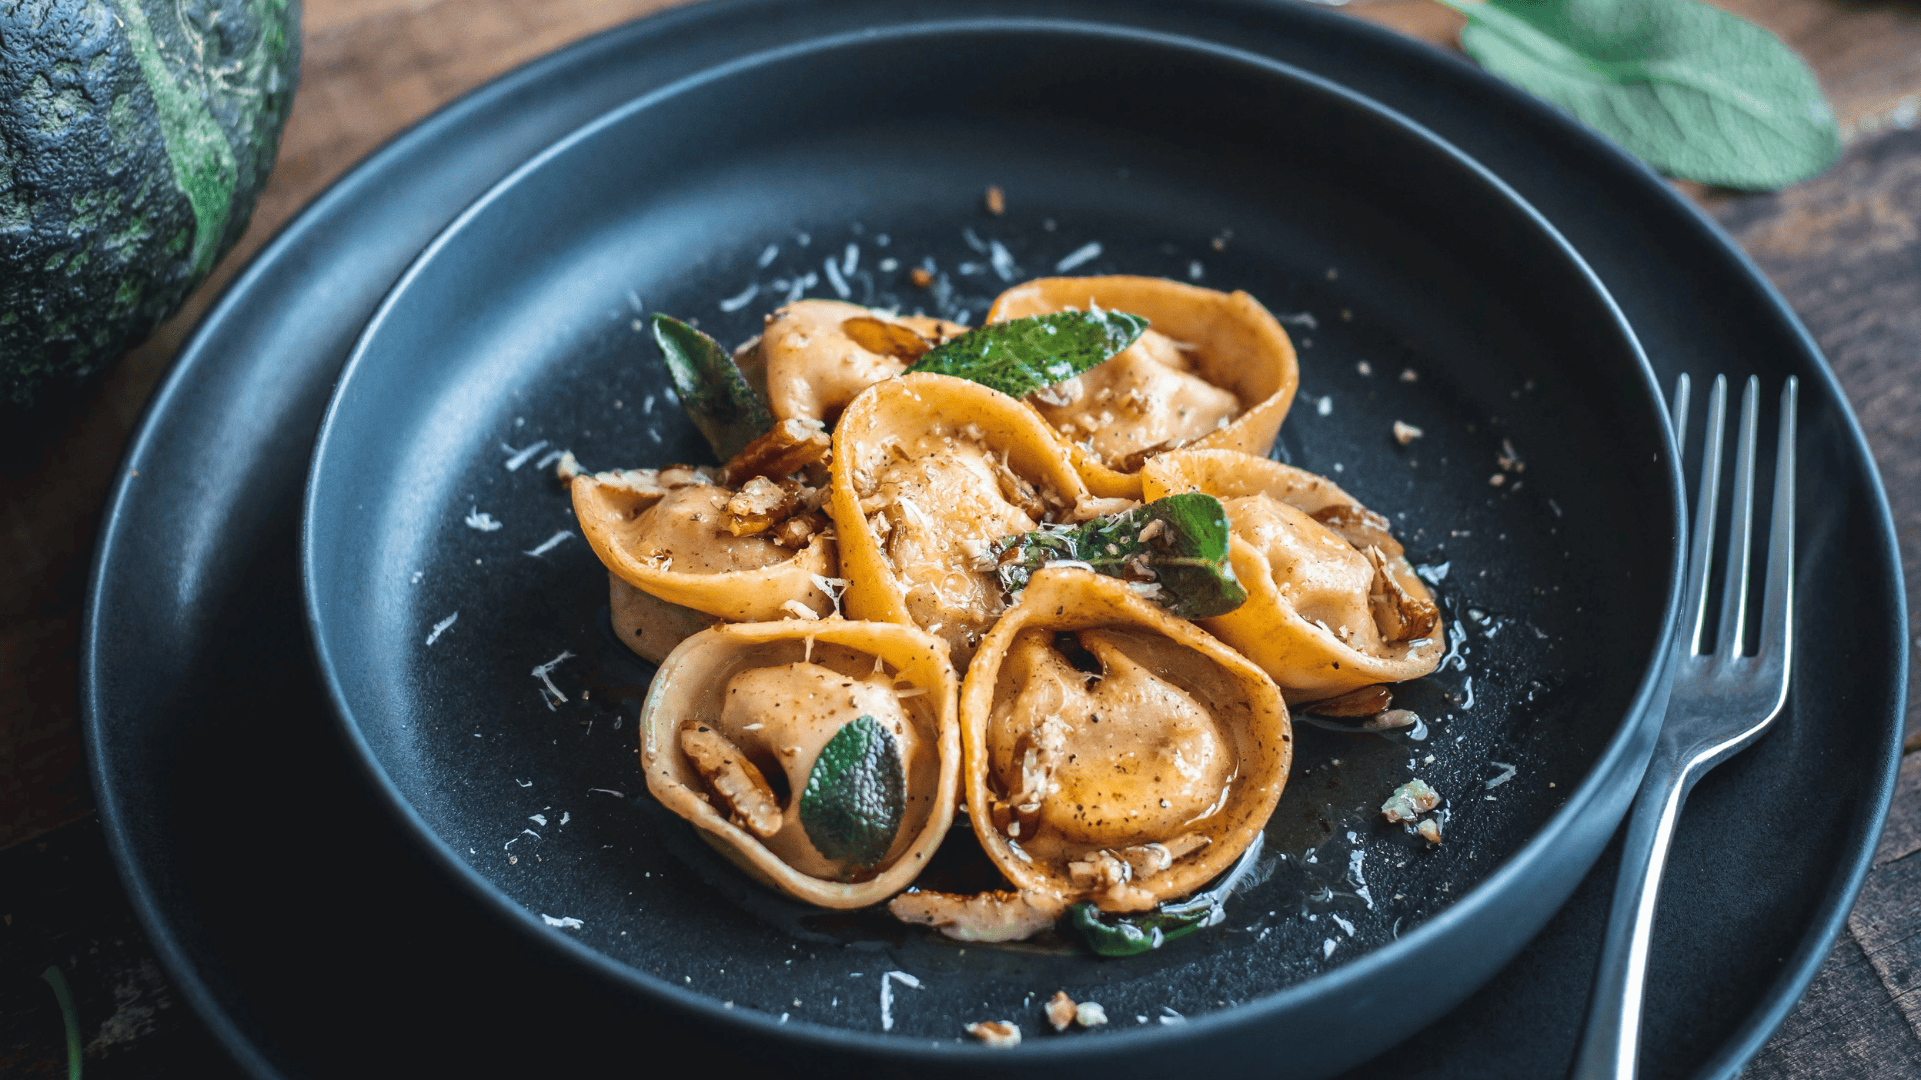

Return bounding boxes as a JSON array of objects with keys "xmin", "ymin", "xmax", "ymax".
[{"xmin": 0, "ymin": 0, "xmax": 301, "ymax": 405}]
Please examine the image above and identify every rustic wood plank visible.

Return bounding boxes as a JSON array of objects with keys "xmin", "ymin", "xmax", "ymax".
[
  {"xmin": 1707, "ymin": 127, "xmax": 1921, "ymax": 742},
  {"xmin": 1847, "ymin": 844, "xmax": 1921, "ymax": 1041},
  {"xmin": 1745, "ymin": 741, "xmax": 1921, "ymax": 1073},
  {"xmin": 1876, "ymin": 753, "xmax": 1921, "ymax": 867},
  {"xmin": 0, "ymin": 819, "xmax": 244, "ymax": 1079},
  {"xmin": 1743, "ymin": 929, "xmax": 1921, "ymax": 1079}
]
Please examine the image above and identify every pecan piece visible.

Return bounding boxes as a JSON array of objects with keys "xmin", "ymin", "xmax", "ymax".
[
  {"xmin": 720, "ymin": 417, "xmax": 831, "ymax": 485},
  {"xmin": 1365, "ymin": 544, "xmax": 1441, "ymax": 643},
  {"xmin": 721, "ymin": 477, "xmax": 805, "ymax": 537},
  {"xmin": 1046, "ymin": 991, "xmax": 1077, "ymax": 1032},
  {"xmin": 887, "ymin": 889, "xmax": 1066, "ymax": 942},
  {"xmin": 1313, "ymin": 502, "xmax": 1401, "ymax": 558},
  {"xmin": 679, "ymin": 723, "xmax": 782, "ymax": 837},
  {"xmin": 966, "ymin": 1021, "xmax": 1021, "ymax": 1047}
]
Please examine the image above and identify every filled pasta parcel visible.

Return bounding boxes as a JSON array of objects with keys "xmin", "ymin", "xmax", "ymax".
[
  {"xmin": 828, "ymin": 371, "xmax": 1128, "ymax": 664},
  {"xmin": 1140, "ymin": 448, "xmax": 1445, "ymax": 703},
  {"xmin": 887, "ymin": 568, "xmax": 1290, "ymax": 944},
  {"xmin": 572, "ymin": 459, "xmax": 840, "ymax": 662},
  {"xmin": 986, "ymin": 275, "xmax": 1301, "ymax": 498},
  {"xmin": 640, "ymin": 620, "xmax": 960, "ymax": 908}
]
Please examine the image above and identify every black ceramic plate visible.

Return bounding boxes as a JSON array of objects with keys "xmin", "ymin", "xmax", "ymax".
[
  {"xmin": 303, "ymin": 20, "xmax": 1679, "ymax": 1078},
  {"xmin": 83, "ymin": 2, "xmax": 1905, "ymax": 1079}
]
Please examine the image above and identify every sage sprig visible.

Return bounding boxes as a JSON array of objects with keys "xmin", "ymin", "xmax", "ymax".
[
  {"xmin": 1438, "ymin": 0, "xmax": 1839, "ymax": 191},
  {"xmin": 905, "ymin": 309, "xmax": 1147, "ymax": 397},
  {"xmin": 652, "ymin": 314, "xmax": 774, "ymax": 462},
  {"xmin": 993, "ymin": 492, "xmax": 1247, "ymax": 620}
]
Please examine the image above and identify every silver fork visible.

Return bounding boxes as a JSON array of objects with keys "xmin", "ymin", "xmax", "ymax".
[{"xmin": 1570, "ymin": 373, "xmax": 1798, "ymax": 1080}]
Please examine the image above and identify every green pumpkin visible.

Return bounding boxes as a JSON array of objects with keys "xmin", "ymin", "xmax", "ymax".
[{"xmin": 0, "ymin": 0, "xmax": 300, "ymax": 405}]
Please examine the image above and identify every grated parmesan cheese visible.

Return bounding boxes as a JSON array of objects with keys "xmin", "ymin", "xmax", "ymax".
[
  {"xmin": 502, "ymin": 440, "xmax": 548, "ymax": 471},
  {"xmin": 1054, "ymin": 241, "xmax": 1102, "ymax": 272}
]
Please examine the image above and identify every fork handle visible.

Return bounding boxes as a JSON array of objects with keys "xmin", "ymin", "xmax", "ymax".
[{"xmin": 1570, "ymin": 744, "xmax": 1706, "ymax": 1080}]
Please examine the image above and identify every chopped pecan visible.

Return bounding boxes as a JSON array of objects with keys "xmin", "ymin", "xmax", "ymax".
[
  {"xmin": 720, "ymin": 417, "xmax": 831, "ymax": 485},
  {"xmin": 679, "ymin": 723, "xmax": 782, "ymax": 837},
  {"xmin": 966, "ymin": 1021, "xmax": 1021, "ymax": 1047},
  {"xmin": 588, "ymin": 467, "xmax": 670, "ymax": 498},
  {"xmin": 888, "ymin": 888, "xmax": 1066, "ymax": 942},
  {"xmin": 993, "ymin": 457, "xmax": 1050, "ymax": 521},
  {"xmin": 721, "ymin": 477, "xmax": 804, "ymax": 537},
  {"xmin": 770, "ymin": 509, "xmax": 829, "ymax": 549},
  {"xmin": 1111, "ymin": 834, "xmax": 1209, "ymax": 879},
  {"xmin": 1382, "ymin": 778, "xmax": 1441, "ymax": 824},
  {"xmin": 1365, "ymin": 544, "xmax": 1441, "ymax": 643},
  {"xmin": 1114, "ymin": 436, "xmax": 1189, "ymax": 474},
  {"xmin": 1313, "ymin": 502, "xmax": 1401, "ymax": 558},
  {"xmin": 657, "ymin": 464, "xmax": 720, "ymax": 489},
  {"xmin": 1046, "ymin": 991, "xmax": 1077, "ymax": 1032},
  {"xmin": 1066, "ymin": 850, "xmax": 1156, "ymax": 912}
]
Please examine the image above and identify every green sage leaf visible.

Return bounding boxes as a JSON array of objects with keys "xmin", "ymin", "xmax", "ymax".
[
  {"xmin": 799, "ymin": 715, "xmax": 905, "ymax": 868},
  {"xmin": 1072, "ymin": 834, "xmax": 1265, "ymax": 957},
  {"xmin": 652, "ymin": 314, "xmax": 775, "ymax": 462},
  {"xmin": 1437, "ymin": 0, "xmax": 1839, "ymax": 191},
  {"xmin": 904, "ymin": 309, "xmax": 1148, "ymax": 397},
  {"xmin": 993, "ymin": 492, "xmax": 1247, "ymax": 620}
]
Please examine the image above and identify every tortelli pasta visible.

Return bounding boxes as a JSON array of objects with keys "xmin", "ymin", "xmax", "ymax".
[
  {"xmin": 1140, "ymin": 449, "xmax": 1444, "ymax": 703},
  {"xmin": 986, "ymin": 276, "xmax": 1301, "ymax": 498},
  {"xmin": 955, "ymin": 569, "xmax": 1289, "ymax": 912},
  {"xmin": 578, "ymin": 274, "xmax": 1442, "ymax": 943},
  {"xmin": 640, "ymin": 619, "xmax": 960, "ymax": 908}
]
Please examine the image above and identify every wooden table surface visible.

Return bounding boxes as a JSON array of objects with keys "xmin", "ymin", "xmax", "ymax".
[{"xmin": 2, "ymin": 0, "xmax": 1918, "ymax": 1074}]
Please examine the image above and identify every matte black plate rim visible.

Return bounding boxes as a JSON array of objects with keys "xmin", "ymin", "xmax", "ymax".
[
  {"xmin": 302, "ymin": 16, "xmax": 1682, "ymax": 1058},
  {"xmin": 77, "ymin": 1, "xmax": 1907, "ymax": 1076}
]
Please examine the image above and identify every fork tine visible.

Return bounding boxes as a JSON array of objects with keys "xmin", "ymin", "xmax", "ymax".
[
  {"xmin": 1715, "ymin": 377, "xmax": 1762, "ymax": 657},
  {"xmin": 1683, "ymin": 376, "xmax": 1728, "ymax": 656},
  {"xmin": 1670, "ymin": 373, "xmax": 1692, "ymax": 460},
  {"xmin": 1757, "ymin": 377, "xmax": 1798, "ymax": 667}
]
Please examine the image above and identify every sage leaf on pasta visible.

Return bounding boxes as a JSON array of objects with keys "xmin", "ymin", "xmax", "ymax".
[
  {"xmin": 1436, "ymin": 0, "xmax": 1839, "ymax": 191},
  {"xmin": 652, "ymin": 314, "xmax": 774, "ymax": 462},
  {"xmin": 798, "ymin": 715, "xmax": 905, "ymax": 868},
  {"xmin": 904, "ymin": 309, "xmax": 1147, "ymax": 397},
  {"xmin": 993, "ymin": 492, "xmax": 1247, "ymax": 620}
]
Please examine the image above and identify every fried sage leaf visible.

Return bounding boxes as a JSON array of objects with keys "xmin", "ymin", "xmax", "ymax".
[
  {"xmin": 652, "ymin": 314, "xmax": 775, "ymax": 462},
  {"xmin": 1071, "ymin": 834, "xmax": 1265, "ymax": 957},
  {"xmin": 993, "ymin": 492, "xmax": 1247, "ymax": 619},
  {"xmin": 1437, "ymin": 0, "xmax": 1838, "ymax": 191},
  {"xmin": 799, "ymin": 714, "xmax": 905, "ymax": 868},
  {"xmin": 904, "ymin": 309, "xmax": 1148, "ymax": 397}
]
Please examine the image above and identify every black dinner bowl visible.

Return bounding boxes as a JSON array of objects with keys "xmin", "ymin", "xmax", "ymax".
[{"xmin": 303, "ymin": 20, "xmax": 1683, "ymax": 1078}]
